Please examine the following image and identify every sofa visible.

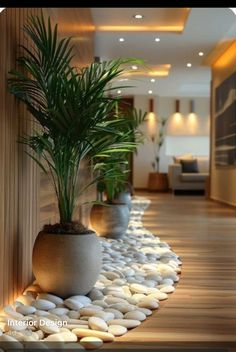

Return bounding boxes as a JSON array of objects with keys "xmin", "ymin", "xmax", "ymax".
[{"xmin": 168, "ymin": 154, "xmax": 209, "ymax": 193}]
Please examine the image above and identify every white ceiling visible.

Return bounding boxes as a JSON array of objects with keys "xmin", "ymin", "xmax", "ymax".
[{"xmin": 91, "ymin": 8, "xmax": 236, "ymax": 97}]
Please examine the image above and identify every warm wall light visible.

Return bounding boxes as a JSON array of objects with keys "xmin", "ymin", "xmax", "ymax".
[
  {"xmin": 149, "ymin": 98, "xmax": 154, "ymax": 113},
  {"xmin": 175, "ymin": 99, "xmax": 180, "ymax": 113},
  {"xmin": 190, "ymin": 100, "xmax": 195, "ymax": 113}
]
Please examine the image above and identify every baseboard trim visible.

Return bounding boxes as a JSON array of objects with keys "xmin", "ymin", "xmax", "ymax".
[{"xmin": 210, "ymin": 196, "xmax": 236, "ymax": 209}]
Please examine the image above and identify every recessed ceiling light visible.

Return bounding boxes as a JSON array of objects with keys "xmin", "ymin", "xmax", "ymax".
[
  {"xmin": 117, "ymin": 90, "xmax": 122, "ymax": 94},
  {"xmin": 133, "ymin": 14, "xmax": 143, "ymax": 19},
  {"xmin": 187, "ymin": 63, "xmax": 192, "ymax": 67},
  {"xmin": 150, "ymin": 78, "xmax": 156, "ymax": 83},
  {"xmin": 198, "ymin": 52, "xmax": 204, "ymax": 56},
  {"xmin": 155, "ymin": 38, "xmax": 160, "ymax": 42},
  {"xmin": 229, "ymin": 8, "xmax": 236, "ymax": 15},
  {"xmin": 119, "ymin": 38, "xmax": 125, "ymax": 42},
  {"xmin": 148, "ymin": 90, "xmax": 153, "ymax": 94},
  {"xmin": 131, "ymin": 65, "xmax": 138, "ymax": 70}
]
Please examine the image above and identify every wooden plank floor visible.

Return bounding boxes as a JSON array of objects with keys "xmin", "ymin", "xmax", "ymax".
[{"xmin": 105, "ymin": 192, "xmax": 236, "ymax": 351}]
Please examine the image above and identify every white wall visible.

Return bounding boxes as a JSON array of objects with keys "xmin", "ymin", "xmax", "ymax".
[{"xmin": 133, "ymin": 96, "xmax": 210, "ymax": 188}]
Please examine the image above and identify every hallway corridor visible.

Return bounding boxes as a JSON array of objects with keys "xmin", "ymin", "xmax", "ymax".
[{"xmin": 113, "ymin": 193, "xmax": 236, "ymax": 351}]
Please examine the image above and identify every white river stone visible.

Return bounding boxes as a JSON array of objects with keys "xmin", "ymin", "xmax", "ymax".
[
  {"xmin": 37, "ymin": 293, "xmax": 64, "ymax": 305},
  {"xmin": 88, "ymin": 317, "xmax": 108, "ymax": 332},
  {"xmin": 130, "ymin": 283, "xmax": 148, "ymax": 294},
  {"xmin": 138, "ymin": 299, "xmax": 159, "ymax": 310},
  {"xmin": 3, "ymin": 306, "xmax": 24, "ymax": 320},
  {"xmin": 108, "ymin": 324, "xmax": 127, "ymax": 336},
  {"xmin": 64, "ymin": 299, "xmax": 84, "ymax": 310},
  {"xmin": 16, "ymin": 305, "xmax": 36, "ymax": 316},
  {"xmin": 32, "ymin": 299, "xmax": 56, "ymax": 311},
  {"xmin": 48, "ymin": 308, "xmax": 69, "ymax": 316},
  {"xmin": 37, "ymin": 318, "xmax": 60, "ymax": 334},
  {"xmin": 80, "ymin": 336, "xmax": 103, "ymax": 350},
  {"xmin": 69, "ymin": 295, "xmax": 91, "ymax": 306},
  {"xmin": 124, "ymin": 310, "xmax": 146, "ymax": 321},
  {"xmin": 160, "ymin": 286, "xmax": 175, "ymax": 293},
  {"xmin": 67, "ymin": 310, "xmax": 80, "ymax": 319},
  {"xmin": 107, "ymin": 319, "xmax": 141, "ymax": 328},
  {"xmin": 72, "ymin": 328, "xmax": 114, "ymax": 342}
]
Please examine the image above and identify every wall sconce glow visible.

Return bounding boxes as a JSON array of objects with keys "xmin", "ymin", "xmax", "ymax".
[
  {"xmin": 148, "ymin": 112, "xmax": 156, "ymax": 135},
  {"xmin": 173, "ymin": 113, "xmax": 182, "ymax": 124},
  {"xmin": 229, "ymin": 8, "xmax": 236, "ymax": 15},
  {"xmin": 0, "ymin": 8, "xmax": 5, "ymax": 13},
  {"xmin": 190, "ymin": 100, "xmax": 195, "ymax": 113},
  {"xmin": 148, "ymin": 90, "xmax": 153, "ymax": 95},
  {"xmin": 187, "ymin": 113, "xmax": 198, "ymax": 133},
  {"xmin": 119, "ymin": 38, "xmax": 125, "ymax": 42},
  {"xmin": 155, "ymin": 38, "xmax": 160, "ymax": 42},
  {"xmin": 131, "ymin": 65, "xmax": 138, "ymax": 70},
  {"xmin": 175, "ymin": 99, "xmax": 180, "ymax": 113}
]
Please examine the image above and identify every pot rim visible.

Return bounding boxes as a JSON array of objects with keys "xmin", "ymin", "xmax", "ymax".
[{"xmin": 38, "ymin": 230, "xmax": 96, "ymax": 236}]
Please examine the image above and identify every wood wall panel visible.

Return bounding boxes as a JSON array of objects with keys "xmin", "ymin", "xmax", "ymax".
[
  {"xmin": 0, "ymin": 8, "xmax": 95, "ymax": 309},
  {"xmin": 210, "ymin": 41, "xmax": 236, "ymax": 206},
  {"xmin": 0, "ymin": 8, "xmax": 41, "ymax": 309}
]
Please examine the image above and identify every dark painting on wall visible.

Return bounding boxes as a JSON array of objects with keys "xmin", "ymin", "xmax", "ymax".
[{"xmin": 215, "ymin": 71, "xmax": 236, "ymax": 167}]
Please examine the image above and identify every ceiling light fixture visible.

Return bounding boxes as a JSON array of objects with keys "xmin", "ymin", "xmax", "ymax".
[
  {"xmin": 155, "ymin": 38, "xmax": 160, "ymax": 42},
  {"xmin": 119, "ymin": 38, "xmax": 125, "ymax": 42},
  {"xmin": 117, "ymin": 90, "xmax": 122, "ymax": 94},
  {"xmin": 133, "ymin": 14, "xmax": 143, "ymax": 19},
  {"xmin": 187, "ymin": 63, "xmax": 192, "ymax": 67},
  {"xmin": 131, "ymin": 65, "xmax": 138, "ymax": 70},
  {"xmin": 148, "ymin": 90, "xmax": 153, "ymax": 95},
  {"xmin": 229, "ymin": 8, "xmax": 236, "ymax": 15},
  {"xmin": 150, "ymin": 78, "xmax": 156, "ymax": 83},
  {"xmin": 198, "ymin": 52, "xmax": 204, "ymax": 56}
]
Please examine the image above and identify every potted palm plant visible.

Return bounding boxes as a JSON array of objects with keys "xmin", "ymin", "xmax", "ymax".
[
  {"xmin": 90, "ymin": 156, "xmax": 131, "ymax": 239},
  {"xmin": 8, "ymin": 13, "xmax": 141, "ymax": 297},
  {"xmin": 90, "ymin": 107, "xmax": 147, "ymax": 238}
]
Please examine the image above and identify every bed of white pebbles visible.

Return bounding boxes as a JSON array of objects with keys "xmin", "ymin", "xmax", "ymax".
[{"xmin": 0, "ymin": 197, "xmax": 182, "ymax": 350}]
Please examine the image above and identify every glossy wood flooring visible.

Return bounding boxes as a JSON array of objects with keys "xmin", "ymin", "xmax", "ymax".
[{"xmin": 106, "ymin": 192, "xmax": 236, "ymax": 351}]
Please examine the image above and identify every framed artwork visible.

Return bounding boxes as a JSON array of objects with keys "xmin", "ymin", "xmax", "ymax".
[{"xmin": 215, "ymin": 71, "xmax": 236, "ymax": 167}]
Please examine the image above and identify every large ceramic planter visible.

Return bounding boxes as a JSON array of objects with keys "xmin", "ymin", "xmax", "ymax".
[
  {"xmin": 90, "ymin": 203, "xmax": 129, "ymax": 239},
  {"xmin": 32, "ymin": 231, "xmax": 102, "ymax": 298},
  {"xmin": 114, "ymin": 191, "xmax": 132, "ymax": 211}
]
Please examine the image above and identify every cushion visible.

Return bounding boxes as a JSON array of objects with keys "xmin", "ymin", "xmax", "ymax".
[
  {"xmin": 173, "ymin": 153, "xmax": 193, "ymax": 164},
  {"xmin": 181, "ymin": 173, "xmax": 208, "ymax": 182},
  {"xmin": 180, "ymin": 159, "xmax": 199, "ymax": 173}
]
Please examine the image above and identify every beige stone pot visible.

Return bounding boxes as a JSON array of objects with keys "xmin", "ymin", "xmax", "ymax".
[
  {"xmin": 90, "ymin": 203, "xmax": 129, "ymax": 239},
  {"xmin": 32, "ymin": 231, "xmax": 102, "ymax": 298}
]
